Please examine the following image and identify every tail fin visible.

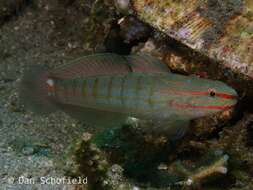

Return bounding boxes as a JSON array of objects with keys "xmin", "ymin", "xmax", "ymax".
[{"xmin": 19, "ymin": 65, "xmax": 57, "ymax": 115}]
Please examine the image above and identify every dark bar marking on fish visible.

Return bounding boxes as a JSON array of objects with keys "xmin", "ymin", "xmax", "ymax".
[
  {"xmin": 87, "ymin": 78, "xmax": 94, "ymax": 98},
  {"xmin": 107, "ymin": 76, "xmax": 113, "ymax": 103},
  {"xmin": 64, "ymin": 80, "xmax": 71, "ymax": 103},
  {"xmin": 59, "ymin": 81, "xmax": 67, "ymax": 102},
  {"xmin": 148, "ymin": 77, "xmax": 155, "ymax": 109},
  {"xmin": 72, "ymin": 79, "xmax": 78, "ymax": 96},
  {"xmin": 59, "ymin": 80, "xmax": 66, "ymax": 102},
  {"xmin": 93, "ymin": 78, "xmax": 99, "ymax": 99},
  {"xmin": 82, "ymin": 79, "xmax": 87, "ymax": 97},
  {"xmin": 67, "ymin": 81, "xmax": 72, "ymax": 96},
  {"xmin": 135, "ymin": 75, "xmax": 142, "ymax": 110},
  {"xmin": 120, "ymin": 75, "xmax": 126, "ymax": 107}
]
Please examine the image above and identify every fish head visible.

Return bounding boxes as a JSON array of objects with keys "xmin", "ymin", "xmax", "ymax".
[{"xmin": 160, "ymin": 75, "xmax": 238, "ymax": 119}]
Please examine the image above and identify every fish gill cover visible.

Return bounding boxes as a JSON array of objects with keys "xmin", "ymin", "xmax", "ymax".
[{"xmin": 132, "ymin": 0, "xmax": 253, "ymax": 78}]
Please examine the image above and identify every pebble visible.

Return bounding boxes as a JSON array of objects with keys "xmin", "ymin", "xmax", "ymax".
[{"xmin": 22, "ymin": 146, "xmax": 35, "ymax": 156}]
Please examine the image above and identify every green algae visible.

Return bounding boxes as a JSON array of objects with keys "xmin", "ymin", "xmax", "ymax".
[{"xmin": 71, "ymin": 133, "xmax": 111, "ymax": 190}]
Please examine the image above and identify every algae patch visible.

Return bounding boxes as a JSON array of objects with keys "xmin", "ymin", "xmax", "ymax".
[{"xmin": 198, "ymin": 0, "xmax": 244, "ymax": 45}]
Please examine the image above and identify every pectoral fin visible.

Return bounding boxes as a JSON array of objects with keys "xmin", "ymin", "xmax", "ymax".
[{"xmin": 132, "ymin": 119, "xmax": 190, "ymax": 140}]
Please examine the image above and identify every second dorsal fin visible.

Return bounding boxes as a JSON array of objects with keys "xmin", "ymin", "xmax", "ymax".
[{"xmin": 126, "ymin": 53, "xmax": 171, "ymax": 73}]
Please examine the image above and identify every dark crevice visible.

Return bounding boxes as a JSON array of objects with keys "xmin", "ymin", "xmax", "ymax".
[
  {"xmin": 246, "ymin": 117, "xmax": 253, "ymax": 147},
  {"xmin": 0, "ymin": 0, "xmax": 33, "ymax": 26},
  {"xmin": 104, "ymin": 17, "xmax": 152, "ymax": 55},
  {"xmin": 104, "ymin": 23, "xmax": 133, "ymax": 55}
]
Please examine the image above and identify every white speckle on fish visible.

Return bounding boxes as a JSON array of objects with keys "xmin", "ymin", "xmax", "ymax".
[{"xmin": 46, "ymin": 79, "xmax": 54, "ymax": 87}]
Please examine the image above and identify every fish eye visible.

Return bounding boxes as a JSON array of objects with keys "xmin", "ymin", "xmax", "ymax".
[{"xmin": 208, "ymin": 89, "xmax": 216, "ymax": 97}]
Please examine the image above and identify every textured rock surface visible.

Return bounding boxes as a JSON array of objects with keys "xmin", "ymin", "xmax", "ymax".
[{"xmin": 131, "ymin": 0, "xmax": 253, "ymax": 79}]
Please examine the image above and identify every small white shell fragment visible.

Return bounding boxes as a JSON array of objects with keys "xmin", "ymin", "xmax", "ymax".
[
  {"xmin": 157, "ymin": 163, "xmax": 168, "ymax": 170},
  {"xmin": 125, "ymin": 117, "xmax": 140, "ymax": 127},
  {"xmin": 133, "ymin": 186, "xmax": 140, "ymax": 190},
  {"xmin": 186, "ymin": 178, "xmax": 193, "ymax": 186},
  {"xmin": 114, "ymin": 0, "xmax": 130, "ymax": 13},
  {"xmin": 216, "ymin": 166, "xmax": 228, "ymax": 174}
]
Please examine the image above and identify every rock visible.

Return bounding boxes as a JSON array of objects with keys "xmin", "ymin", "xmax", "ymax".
[
  {"xmin": 22, "ymin": 146, "xmax": 35, "ymax": 156},
  {"xmin": 118, "ymin": 16, "xmax": 151, "ymax": 44},
  {"xmin": 50, "ymin": 0, "xmax": 118, "ymax": 52},
  {"xmin": 130, "ymin": 0, "xmax": 253, "ymax": 80}
]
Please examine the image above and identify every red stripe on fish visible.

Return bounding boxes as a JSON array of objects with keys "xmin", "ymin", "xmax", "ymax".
[
  {"xmin": 160, "ymin": 89, "xmax": 237, "ymax": 99},
  {"xmin": 215, "ymin": 93, "xmax": 237, "ymax": 99},
  {"xmin": 170, "ymin": 101, "xmax": 234, "ymax": 110}
]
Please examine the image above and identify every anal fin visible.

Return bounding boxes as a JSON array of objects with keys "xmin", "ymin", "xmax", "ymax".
[{"xmin": 57, "ymin": 103, "xmax": 128, "ymax": 131}]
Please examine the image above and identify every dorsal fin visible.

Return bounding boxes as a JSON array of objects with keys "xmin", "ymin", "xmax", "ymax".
[
  {"xmin": 50, "ymin": 53, "xmax": 170, "ymax": 80},
  {"xmin": 126, "ymin": 53, "xmax": 171, "ymax": 73},
  {"xmin": 50, "ymin": 53, "xmax": 132, "ymax": 79}
]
